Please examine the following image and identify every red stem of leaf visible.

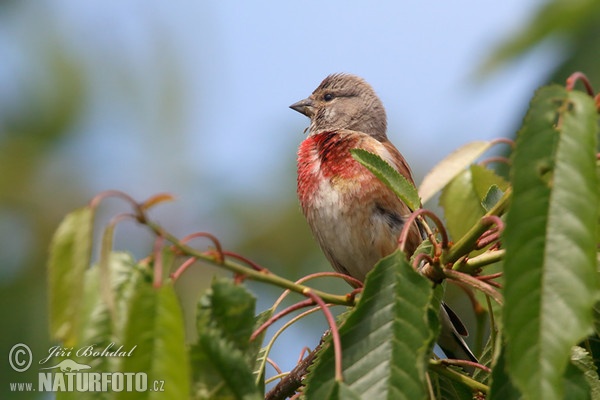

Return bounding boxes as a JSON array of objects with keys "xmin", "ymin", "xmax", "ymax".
[
  {"xmin": 399, "ymin": 209, "xmax": 448, "ymax": 256},
  {"xmin": 480, "ymin": 215, "xmax": 504, "ymax": 231},
  {"xmin": 297, "ymin": 346, "xmax": 311, "ymax": 364},
  {"xmin": 250, "ymin": 298, "xmax": 316, "ymax": 342},
  {"xmin": 412, "ymin": 253, "xmax": 434, "ymax": 271},
  {"xmin": 476, "ymin": 231, "xmax": 501, "ymax": 250},
  {"xmin": 444, "ymin": 268, "xmax": 503, "ymax": 305},
  {"xmin": 152, "ymin": 236, "xmax": 165, "ymax": 288},
  {"xmin": 566, "ymin": 72, "xmax": 595, "ymax": 96},
  {"xmin": 490, "ymin": 137, "xmax": 515, "ymax": 149},
  {"xmin": 89, "ymin": 189, "xmax": 140, "ymax": 210},
  {"xmin": 303, "ymin": 290, "xmax": 343, "ymax": 382},
  {"xmin": 181, "ymin": 232, "xmax": 224, "ymax": 263},
  {"xmin": 479, "ymin": 156, "xmax": 510, "ymax": 167},
  {"xmin": 476, "ymin": 272, "xmax": 503, "ymax": 289},
  {"xmin": 170, "ymin": 256, "xmax": 198, "ymax": 281},
  {"xmin": 222, "ymin": 250, "xmax": 267, "ymax": 272},
  {"xmin": 267, "ymin": 358, "xmax": 284, "ymax": 375}
]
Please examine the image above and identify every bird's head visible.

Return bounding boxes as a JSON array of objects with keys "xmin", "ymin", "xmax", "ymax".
[{"xmin": 290, "ymin": 73, "xmax": 388, "ymax": 141}]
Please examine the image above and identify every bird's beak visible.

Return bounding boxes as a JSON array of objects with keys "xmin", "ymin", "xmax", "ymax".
[{"xmin": 289, "ymin": 98, "xmax": 315, "ymax": 118}]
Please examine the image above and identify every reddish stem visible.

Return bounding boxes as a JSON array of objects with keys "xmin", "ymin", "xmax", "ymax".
[
  {"xmin": 222, "ymin": 250, "xmax": 265, "ymax": 272},
  {"xmin": 250, "ymin": 299, "xmax": 316, "ymax": 342},
  {"xmin": 490, "ymin": 137, "xmax": 515, "ymax": 149},
  {"xmin": 476, "ymin": 272, "xmax": 503, "ymax": 289},
  {"xmin": 267, "ymin": 358, "xmax": 283, "ymax": 375},
  {"xmin": 444, "ymin": 269, "xmax": 503, "ymax": 305},
  {"xmin": 476, "ymin": 231, "xmax": 501, "ymax": 250},
  {"xmin": 297, "ymin": 346, "xmax": 312, "ymax": 364},
  {"xmin": 479, "ymin": 156, "xmax": 510, "ymax": 167},
  {"xmin": 303, "ymin": 290, "xmax": 343, "ymax": 382},
  {"xmin": 89, "ymin": 189, "xmax": 139, "ymax": 210},
  {"xmin": 412, "ymin": 253, "xmax": 435, "ymax": 272},
  {"xmin": 481, "ymin": 215, "xmax": 504, "ymax": 230},
  {"xmin": 152, "ymin": 236, "xmax": 165, "ymax": 288},
  {"xmin": 566, "ymin": 72, "xmax": 595, "ymax": 96},
  {"xmin": 170, "ymin": 256, "xmax": 198, "ymax": 281},
  {"xmin": 181, "ymin": 232, "xmax": 224, "ymax": 263},
  {"xmin": 399, "ymin": 209, "xmax": 448, "ymax": 256}
]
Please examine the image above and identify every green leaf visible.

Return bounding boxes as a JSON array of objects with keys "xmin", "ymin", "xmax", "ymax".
[
  {"xmin": 191, "ymin": 279, "xmax": 261, "ymax": 400},
  {"xmin": 489, "ymin": 346, "xmax": 522, "ymax": 400},
  {"xmin": 481, "ymin": 185, "xmax": 505, "ymax": 212},
  {"xmin": 419, "ymin": 140, "xmax": 493, "ymax": 204},
  {"xmin": 314, "ymin": 381, "xmax": 362, "ymax": 400},
  {"xmin": 566, "ymin": 346, "xmax": 600, "ymax": 400},
  {"xmin": 428, "ymin": 370, "xmax": 474, "ymax": 400},
  {"xmin": 252, "ymin": 309, "xmax": 274, "ymax": 389},
  {"xmin": 503, "ymin": 85, "xmax": 600, "ymax": 400},
  {"xmin": 304, "ymin": 250, "xmax": 438, "ymax": 400},
  {"xmin": 77, "ymin": 253, "xmax": 142, "ymax": 369},
  {"xmin": 118, "ymin": 280, "xmax": 190, "ymax": 400},
  {"xmin": 351, "ymin": 148, "xmax": 420, "ymax": 210},
  {"xmin": 208, "ymin": 279, "xmax": 256, "ymax": 353},
  {"xmin": 48, "ymin": 206, "xmax": 94, "ymax": 345},
  {"xmin": 440, "ymin": 164, "xmax": 508, "ymax": 241}
]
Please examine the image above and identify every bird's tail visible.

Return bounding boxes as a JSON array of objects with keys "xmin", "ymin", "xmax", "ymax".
[{"xmin": 437, "ymin": 302, "xmax": 478, "ymax": 373}]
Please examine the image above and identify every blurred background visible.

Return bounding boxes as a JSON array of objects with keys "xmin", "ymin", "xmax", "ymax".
[{"xmin": 1, "ymin": 0, "xmax": 599, "ymax": 398}]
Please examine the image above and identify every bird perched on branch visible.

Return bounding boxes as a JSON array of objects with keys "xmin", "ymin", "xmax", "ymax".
[{"xmin": 290, "ymin": 73, "xmax": 477, "ymax": 365}]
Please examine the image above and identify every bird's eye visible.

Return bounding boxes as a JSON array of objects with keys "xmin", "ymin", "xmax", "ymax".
[{"xmin": 323, "ymin": 93, "xmax": 334, "ymax": 101}]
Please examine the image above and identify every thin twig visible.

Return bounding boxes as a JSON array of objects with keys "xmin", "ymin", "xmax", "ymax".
[
  {"xmin": 143, "ymin": 220, "xmax": 354, "ymax": 307},
  {"xmin": 250, "ymin": 299, "xmax": 316, "ymax": 341},
  {"xmin": 444, "ymin": 269, "xmax": 503, "ymax": 305},
  {"xmin": 429, "ymin": 360, "xmax": 489, "ymax": 394},
  {"xmin": 303, "ymin": 290, "xmax": 343, "ymax": 382}
]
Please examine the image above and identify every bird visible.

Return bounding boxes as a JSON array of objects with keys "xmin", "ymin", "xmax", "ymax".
[{"xmin": 290, "ymin": 73, "xmax": 477, "ymax": 366}]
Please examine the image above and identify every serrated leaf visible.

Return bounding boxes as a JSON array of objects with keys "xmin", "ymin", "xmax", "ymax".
[
  {"xmin": 568, "ymin": 346, "xmax": 600, "ymax": 400},
  {"xmin": 195, "ymin": 331, "xmax": 262, "ymax": 400},
  {"xmin": 351, "ymin": 148, "xmax": 420, "ymax": 211},
  {"xmin": 209, "ymin": 279, "xmax": 256, "ymax": 352},
  {"xmin": 304, "ymin": 250, "xmax": 438, "ymax": 400},
  {"xmin": 77, "ymin": 253, "xmax": 142, "ymax": 369},
  {"xmin": 419, "ymin": 141, "xmax": 493, "ymax": 204},
  {"xmin": 118, "ymin": 281, "xmax": 190, "ymax": 400},
  {"xmin": 503, "ymin": 85, "xmax": 600, "ymax": 400},
  {"xmin": 191, "ymin": 279, "xmax": 261, "ymax": 400},
  {"xmin": 48, "ymin": 206, "xmax": 94, "ymax": 345}
]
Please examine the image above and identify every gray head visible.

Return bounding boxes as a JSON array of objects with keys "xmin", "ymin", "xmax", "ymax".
[{"xmin": 290, "ymin": 73, "xmax": 388, "ymax": 141}]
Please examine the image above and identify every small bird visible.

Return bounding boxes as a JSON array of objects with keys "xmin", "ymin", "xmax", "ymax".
[{"xmin": 290, "ymin": 73, "xmax": 477, "ymax": 365}]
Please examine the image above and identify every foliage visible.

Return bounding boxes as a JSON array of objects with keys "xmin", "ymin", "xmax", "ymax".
[{"xmin": 47, "ymin": 77, "xmax": 600, "ymax": 399}]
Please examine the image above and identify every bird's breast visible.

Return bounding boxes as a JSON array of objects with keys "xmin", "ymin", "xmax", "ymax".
[{"xmin": 297, "ymin": 131, "xmax": 366, "ymax": 206}]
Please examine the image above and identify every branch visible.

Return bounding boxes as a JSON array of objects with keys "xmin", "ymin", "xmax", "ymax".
[
  {"xmin": 428, "ymin": 360, "xmax": 489, "ymax": 394},
  {"xmin": 265, "ymin": 340, "xmax": 324, "ymax": 400},
  {"xmin": 453, "ymin": 249, "xmax": 505, "ymax": 274},
  {"xmin": 444, "ymin": 269, "xmax": 503, "ymax": 305},
  {"xmin": 143, "ymin": 220, "xmax": 354, "ymax": 307}
]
